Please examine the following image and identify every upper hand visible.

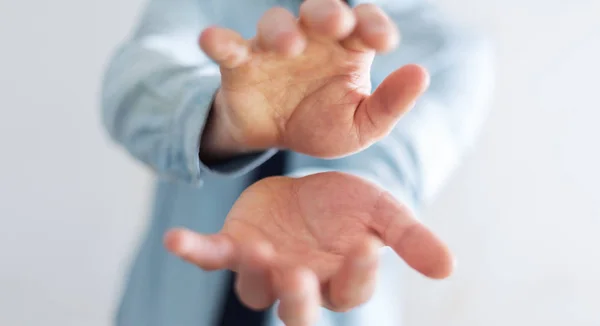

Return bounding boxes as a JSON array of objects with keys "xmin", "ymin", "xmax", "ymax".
[
  {"xmin": 165, "ymin": 172, "xmax": 453, "ymax": 325},
  {"xmin": 200, "ymin": 0, "xmax": 429, "ymax": 159}
]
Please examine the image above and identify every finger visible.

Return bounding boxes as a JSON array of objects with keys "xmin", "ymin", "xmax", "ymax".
[
  {"xmin": 163, "ymin": 228, "xmax": 237, "ymax": 271},
  {"xmin": 199, "ymin": 26, "xmax": 251, "ymax": 69},
  {"xmin": 299, "ymin": 0, "xmax": 356, "ymax": 39},
  {"xmin": 371, "ymin": 192, "xmax": 455, "ymax": 279},
  {"xmin": 326, "ymin": 236, "xmax": 381, "ymax": 312},
  {"xmin": 353, "ymin": 64, "xmax": 429, "ymax": 145},
  {"xmin": 235, "ymin": 241, "xmax": 277, "ymax": 310},
  {"xmin": 276, "ymin": 268, "xmax": 321, "ymax": 326},
  {"xmin": 256, "ymin": 7, "xmax": 306, "ymax": 57},
  {"xmin": 341, "ymin": 4, "xmax": 400, "ymax": 53}
]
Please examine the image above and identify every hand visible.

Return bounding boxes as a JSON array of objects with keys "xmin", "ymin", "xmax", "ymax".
[
  {"xmin": 200, "ymin": 0, "xmax": 429, "ymax": 159},
  {"xmin": 165, "ymin": 172, "xmax": 453, "ymax": 325}
]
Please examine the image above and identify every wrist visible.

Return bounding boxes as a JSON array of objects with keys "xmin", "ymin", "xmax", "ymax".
[{"xmin": 200, "ymin": 89, "xmax": 249, "ymax": 161}]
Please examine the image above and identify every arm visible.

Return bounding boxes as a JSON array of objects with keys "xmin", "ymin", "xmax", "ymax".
[
  {"xmin": 287, "ymin": 1, "xmax": 495, "ymax": 210},
  {"xmin": 163, "ymin": 2, "xmax": 464, "ymax": 318},
  {"xmin": 101, "ymin": 0, "xmax": 275, "ymax": 186}
]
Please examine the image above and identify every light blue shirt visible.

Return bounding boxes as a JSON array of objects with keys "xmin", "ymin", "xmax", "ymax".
[{"xmin": 101, "ymin": 0, "xmax": 494, "ymax": 325}]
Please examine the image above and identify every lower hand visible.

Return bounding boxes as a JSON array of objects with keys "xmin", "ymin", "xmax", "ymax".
[{"xmin": 165, "ymin": 172, "xmax": 453, "ymax": 325}]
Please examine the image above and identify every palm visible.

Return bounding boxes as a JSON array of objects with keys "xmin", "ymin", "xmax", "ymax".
[
  {"xmin": 222, "ymin": 172, "xmax": 380, "ymax": 281},
  {"xmin": 165, "ymin": 172, "xmax": 453, "ymax": 317},
  {"xmin": 222, "ymin": 172, "xmax": 450, "ymax": 283},
  {"xmin": 220, "ymin": 38, "xmax": 374, "ymax": 157}
]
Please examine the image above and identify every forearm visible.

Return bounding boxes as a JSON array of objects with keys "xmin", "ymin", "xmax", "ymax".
[
  {"xmin": 200, "ymin": 90, "xmax": 263, "ymax": 163},
  {"xmin": 101, "ymin": 0, "xmax": 275, "ymax": 185}
]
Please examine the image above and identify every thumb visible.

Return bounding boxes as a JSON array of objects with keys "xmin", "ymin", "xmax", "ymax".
[
  {"xmin": 371, "ymin": 192, "xmax": 455, "ymax": 279},
  {"xmin": 354, "ymin": 64, "xmax": 429, "ymax": 143}
]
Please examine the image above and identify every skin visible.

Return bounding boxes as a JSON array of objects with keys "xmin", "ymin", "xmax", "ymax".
[
  {"xmin": 165, "ymin": 0, "xmax": 454, "ymax": 325},
  {"xmin": 199, "ymin": 0, "xmax": 429, "ymax": 159},
  {"xmin": 165, "ymin": 173, "xmax": 453, "ymax": 325}
]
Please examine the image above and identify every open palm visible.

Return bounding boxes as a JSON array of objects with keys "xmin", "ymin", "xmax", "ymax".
[
  {"xmin": 165, "ymin": 172, "xmax": 453, "ymax": 325},
  {"xmin": 201, "ymin": 0, "xmax": 429, "ymax": 158}
]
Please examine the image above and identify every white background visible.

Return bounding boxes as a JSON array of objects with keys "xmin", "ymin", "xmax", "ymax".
[{"xmin": 1, "ymin": 0, "xmax": 599, "ymax": 325}]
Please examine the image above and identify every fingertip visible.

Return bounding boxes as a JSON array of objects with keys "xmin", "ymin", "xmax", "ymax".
[
  {"xmin": 283, "ymin": 267, "xmax": 319, "ymax": 297},
  {"xmin": 326, "ymin": 237, "xmax": 380, "ymax": 311},
  {"xmin": 277, "ymin": 267, "xmax": 321, "ymax": 325},
  {"xmin": 371, "ymin": 23, "xmax": 400, "ymax": 53},
  {"xmin": 357, "ymin": 64, "xmax": 429, "ymax": 137},
  {"xmin": 387, "ymin": 221, "xmax": 455, "ymax": 280},
  {"xmin": 354, "ymin": 64, "xmax": 427, "ymax": 143},
  {"xmin": 425, "ymin": 244, "xmax": 456, "ymax": 280},
  {"xmin": 163, "ymin": 228, "xmax": 189, "ymax": 255},
  {"xmin": 367, "ymin": 193, "xmax": 454, "ymax": 279},
  {"xmin": 300, "ymin": 0, "xmax": 356, "ymax": 39},
  {"xmin": 401, "ymin": 64, "xmax": 430, "ymax": 91},
  {"xmin": 350, "ymin": 4, "xmax": 400, "ymax": 53},
  {"xmin": 198, "ymin": 25, "xmax": 216, "ymax": 49},
  {"xmin": 257, "ymin": 7, "xmax": 306, "ymax": 57},
  {"xmin": 164, "ymin": 229, "xmax": 238, "ymax": 271},
  {"xmin": 297, "ymin": 267, "xmax": 320, "ymax": 289},
  {"xmin": 236, "ymin": 242, "xmax": 277, "ymax": 310},
  {"xmin": 199, "ymin": 26, "xmax": 227, "ymax": 55},
  {"xmin": 385, "ymin": 26, "xmax": 401, "ymax": 52},
  {"xmin": 199, "ymin": 26, "xmax": 250, "ymax": 68}
]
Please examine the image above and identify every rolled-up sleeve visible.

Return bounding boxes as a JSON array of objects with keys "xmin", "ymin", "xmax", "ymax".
[{"xmin": 101, "ymin": 0, "xmax": 275, "ymax": 186}]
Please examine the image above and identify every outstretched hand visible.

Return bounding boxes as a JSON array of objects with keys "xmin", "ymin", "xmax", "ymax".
[
  {"xmin": 200, "ymin": 0, "xmax": 429, "ymax": 159},
  {"xmin": 165, "ymin": 172, "xmax": 453, "ymax": 325}
]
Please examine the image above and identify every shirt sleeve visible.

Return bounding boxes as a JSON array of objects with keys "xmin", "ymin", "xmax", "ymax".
[
  {"xmin": 101, "ymin": 0, "xmax": 275, "ymax": 186},
  {"xmin": 286, "ymin": 2, "xmax": 495, "ymax": 212}
]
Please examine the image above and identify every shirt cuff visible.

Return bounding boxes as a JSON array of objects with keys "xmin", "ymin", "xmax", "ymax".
[{"xmin": 170, "ymin": 75, "xmax": 276, "ymax": 186}]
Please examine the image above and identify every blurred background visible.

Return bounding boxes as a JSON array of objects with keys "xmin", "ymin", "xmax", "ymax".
[{"xmin": 1, "ymin": 0, "xmax": 599, "ymax": 325}]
